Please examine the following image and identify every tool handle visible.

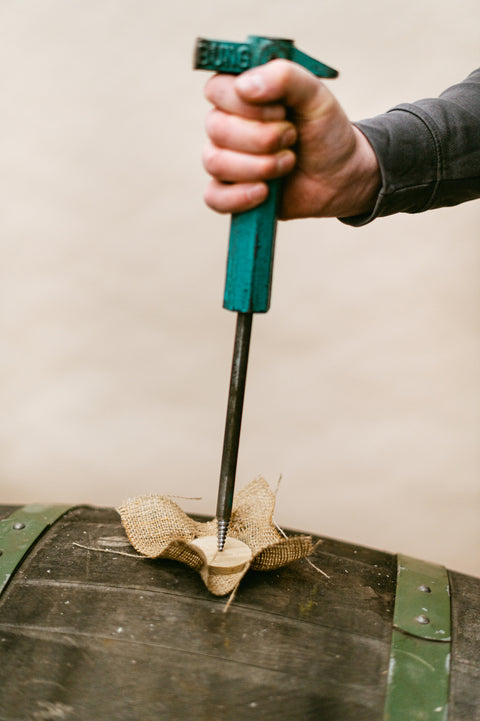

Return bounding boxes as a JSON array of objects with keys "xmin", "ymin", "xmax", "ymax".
[
  {"xmin": 224, "ymin": 178, "xmax": 280, "ymax": 313},
  {"xmin": 194, "ymin": 35, "xmax": 337, "ymax": 314}
]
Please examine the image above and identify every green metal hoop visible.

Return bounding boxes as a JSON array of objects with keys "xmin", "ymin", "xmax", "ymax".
[
  {"xmin": 384, "ymin": 554, "xmax": 451, "ymax": 721},
  {"xmin": 0, "ymin": 504, "xmax": 77, "ymax": 596}
]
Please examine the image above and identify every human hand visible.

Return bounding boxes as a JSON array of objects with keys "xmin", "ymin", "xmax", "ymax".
[{"xmin": 202, "ymin": 60, "xmax": 380, "ymax": 220}]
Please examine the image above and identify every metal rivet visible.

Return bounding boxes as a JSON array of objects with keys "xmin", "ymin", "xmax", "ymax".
[
  {"xmin": 13, "ymin": 522, "xmax": 25, "ymax": 530},
  {"xmin": 415, "ymin": 614, "xmax": 430, "ymax": 625},
  {"xmin": 418, "ymin": 585, "xmax": 432, "ymax": 593}
]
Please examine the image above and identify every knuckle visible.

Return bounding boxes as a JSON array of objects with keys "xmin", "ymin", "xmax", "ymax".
[
  {"xmin": 271, "ymin": 57, "xmax": 295, "ymax": 79},
  {"xmin": 204, "ymin": 75, "xmax": 236, "ymax": 110},
  {"xmin": 205, "ymin": 110, "xmax": 233, "ymax": 147},
  {"xmin": 202, "ymin": 144, "xmax": 223, "ymax": 175},
  {"xmin": 204, "ymin": 182, "xmax": 227, "ymax": 213},
  {"xmin": 261, "ymin": 154, "xmax": 280, "ymax": 177},
  {"xmin": 204, "ymin": 75, "xmax": 224, "ymax": 104},
  {"xmin": 205, "ymin": 109, "xmax": 222, "ymax": 139},
  {"xmin": 268, "ymin": 59, "xmax": 298, "ymax": 94},
  {"xmin": 203, "ymin": 186, "xmax": 215, "ymax": 209},
  {"xmin": 203, "ymin": 76, "xmax": 219, "ymax": 104},
  {"xmin": 262, "ymin": 125, "xmax": 285, "ymax": 153}
]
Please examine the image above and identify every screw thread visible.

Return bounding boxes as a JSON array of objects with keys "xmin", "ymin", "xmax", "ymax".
[{"xmin": 217, "ymin": 519, "xmax": 229, "ymax": 552}]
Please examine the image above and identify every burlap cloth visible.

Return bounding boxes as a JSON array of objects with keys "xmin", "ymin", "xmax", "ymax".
[{"xmin": 118, "ymin": 478, "xmax": 314, "ymax": 596}]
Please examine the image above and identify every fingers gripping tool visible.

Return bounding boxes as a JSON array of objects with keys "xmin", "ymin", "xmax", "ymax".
[{"xmin": 194, "ymin": 36, "xmax": 337, "ymax": 551}]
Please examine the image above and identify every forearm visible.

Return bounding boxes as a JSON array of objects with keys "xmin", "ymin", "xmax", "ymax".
[{"xmin": 342, "ymin": 68, "xmax": 480, "ymax": 226}]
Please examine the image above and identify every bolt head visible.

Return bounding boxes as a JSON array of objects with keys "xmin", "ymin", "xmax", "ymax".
[
  {"xmin": 418, "ymin": 584, "xmax": 432, "ymax": 593},
  {"xmin": 12, "ymin": 522, "xmax": 25, "ymax": 530}
]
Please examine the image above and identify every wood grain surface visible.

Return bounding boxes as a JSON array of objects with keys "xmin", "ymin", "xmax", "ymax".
[{"xmin": 0, "ymin": 505, "xmax": 478, "ymax": 720}]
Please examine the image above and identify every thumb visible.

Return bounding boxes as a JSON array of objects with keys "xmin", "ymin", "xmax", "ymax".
[{"xmin": 235, "ymin": 59, "xmax": 332, "ymax": 118}]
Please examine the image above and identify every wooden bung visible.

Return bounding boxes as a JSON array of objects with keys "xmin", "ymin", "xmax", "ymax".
[{"xmin": 190, "ymin": 536, "xmax": 252, "ymax": 575}]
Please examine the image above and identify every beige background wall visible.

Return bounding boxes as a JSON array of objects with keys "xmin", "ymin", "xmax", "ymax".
[{"xmin": 1, "ymin": 1, "xmax": 479, "ymax": 575}]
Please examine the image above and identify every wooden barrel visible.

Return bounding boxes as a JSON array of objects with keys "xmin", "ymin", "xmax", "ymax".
[{"xmin": 0, "ymin": 504, "xmax": 479, "ymax": 721}]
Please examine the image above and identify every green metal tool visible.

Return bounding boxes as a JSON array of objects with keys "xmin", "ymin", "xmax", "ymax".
[{"xmin": 194, "ymin": 35, "xmax": 337, "ymax": 550}]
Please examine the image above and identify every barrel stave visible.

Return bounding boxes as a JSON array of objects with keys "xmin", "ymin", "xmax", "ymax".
[
  {"xmin": 448, "ymin": 570, "xmax": 480, "ymax": 720},
  {"xmin": 0, "ymin": 505, "xmax": 479, "ymax": 720},
  {"xmin": 0, "ymin": 506, "xmax": 395, "ymax": 720}
]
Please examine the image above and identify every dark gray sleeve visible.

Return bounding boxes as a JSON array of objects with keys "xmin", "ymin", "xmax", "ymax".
[{"xmin": 341, "ymin": 68, "xmax": 480, "ymax": 226}]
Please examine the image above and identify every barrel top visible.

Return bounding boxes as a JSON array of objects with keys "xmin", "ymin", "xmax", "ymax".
[{"xmin": 0, "ymin": 504, "xmax": 479, "ymax": 720}]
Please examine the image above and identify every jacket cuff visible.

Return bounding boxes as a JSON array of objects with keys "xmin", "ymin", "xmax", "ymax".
[{"xmin": 340, "ymin": 108, "xmax": 440, "ymax": 226}]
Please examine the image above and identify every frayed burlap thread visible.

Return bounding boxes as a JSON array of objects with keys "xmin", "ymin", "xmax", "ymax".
[{"xmin": 118, "ymin": 478, "xmax": 315, "ymax": 596}]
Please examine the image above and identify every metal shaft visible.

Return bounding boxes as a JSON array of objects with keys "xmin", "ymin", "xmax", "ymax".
[{"xmin": 216, "ymin": 311, "xmax": 253, "ymax": 550}]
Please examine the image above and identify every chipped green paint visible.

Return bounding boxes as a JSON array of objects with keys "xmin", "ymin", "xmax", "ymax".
[
  {"xmin": 384, "ymin": 554, "xmax": 451, "ymax": 721},
  {"xmin": 0, "ymin": 504, "xmax": 76, "ymax": 595}
]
